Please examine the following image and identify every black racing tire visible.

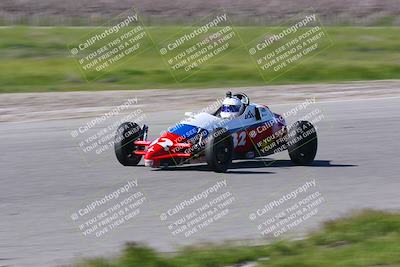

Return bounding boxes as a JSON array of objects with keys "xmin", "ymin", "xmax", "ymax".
[
  {"xmin": 287, "ymin": 121, "xmax": 318, "ymax": 165},
  {"xmin": 205, "ymin": 128, "xmax": 233, "ymax": 173},
  {"xmin": 114, "ymin": 122, "xmax": 143, "ymax": 166}
]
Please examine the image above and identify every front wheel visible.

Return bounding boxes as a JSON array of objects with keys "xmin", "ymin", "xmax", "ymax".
[
  {"xmin": 205, "ymin": 128, "xmax": 233, "ymax": 173},
  {"xmin": 114, "ymin": 122, "xmax": 143, "ymax": 166},
  {"xmin": 287, "ymin": 121, "xmax": 318, "ymax": 165}
]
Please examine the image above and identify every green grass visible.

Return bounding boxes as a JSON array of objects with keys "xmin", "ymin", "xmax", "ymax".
[
  {"xmin": 73, "ymin": 210, "xmax": 400, "ymax": 267},
  {"xmin": 0, "ymin": 26, "xmax": 400, "ymax": 93}
]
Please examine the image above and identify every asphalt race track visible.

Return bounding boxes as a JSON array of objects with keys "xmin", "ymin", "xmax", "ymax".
[{"xmin": 1, "ymin": 96, "xmax": 400, "ymax": 266}]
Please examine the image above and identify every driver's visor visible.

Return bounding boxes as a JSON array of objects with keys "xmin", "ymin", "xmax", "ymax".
[{"xmin": 221, "ymin": 105, "xmax": 241, "ymax": 112}]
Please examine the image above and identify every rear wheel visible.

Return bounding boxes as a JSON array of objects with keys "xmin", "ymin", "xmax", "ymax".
[
  {"xmin": 114, "ymin": 122, "xmax": 143, "ymax": 166},
  {"xmin": 287, "ymin": 121, "xmax": 317, "ymax": 165},
  {"xmin": 205, "ymin": 128, "xmax": 233, "ymax": 173}
]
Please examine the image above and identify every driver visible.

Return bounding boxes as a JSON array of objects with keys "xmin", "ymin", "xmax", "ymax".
[{"xmin": 220, "ymin": 93, "xmax": 245, "ymax": 119}]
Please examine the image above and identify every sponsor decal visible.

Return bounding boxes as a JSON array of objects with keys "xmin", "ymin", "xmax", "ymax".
[{"xmin": 245, "ymin": 110, "xmax": 255, "ymax": 119}]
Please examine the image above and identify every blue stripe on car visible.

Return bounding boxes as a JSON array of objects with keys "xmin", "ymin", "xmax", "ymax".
[{"xmin": 168, "ymin": 124, "xmax": 199, "ymax": 139}]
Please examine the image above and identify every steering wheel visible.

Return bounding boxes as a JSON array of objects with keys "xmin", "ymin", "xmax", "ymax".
[{"xmin": 233, "ymin": 92, "xmax": 250, "ymax": 106}]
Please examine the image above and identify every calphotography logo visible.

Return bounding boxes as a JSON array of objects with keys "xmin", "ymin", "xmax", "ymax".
[
  {"xmin": 68, "ymin": 8, "xmax": 154, "ymax": 81},
  {"xmin": 69, "ymin": 97, "xmax": 147, "ymax": 164},
  {"xmin": 70, "ymin": 179, "xmax": 148, "ymax": 239},
  {"xmin": 248, "ymin": 179, "xmax": 325, "ymax": 238},
  {"xmin": 246, "ymin": 10, "xmax": 333, "ymax": 82},
  {"xmin": 159, "ymin": 179, "xmax": 237, "ymax": 239},
  {"xmin": 157, "ymin": 9, "xmax": 243, "ymax": 82}
]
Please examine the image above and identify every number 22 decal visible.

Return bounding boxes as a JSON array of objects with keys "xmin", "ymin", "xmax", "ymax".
[{"xmin": 232, "ymin": 131, "xmax": 246, "ymax": 147}]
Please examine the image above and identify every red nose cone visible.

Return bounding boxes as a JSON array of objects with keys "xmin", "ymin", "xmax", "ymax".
[
  {"xmin": 145, "ymin": 143, "xmax": 164, "ymax": 159},
  {"xmin": 144, "ymin": 142, "xmax": 164, "ymax": 167},
  {"xmin": 144, "ymin": 132, "xmax": 182, "ymax": 167}
]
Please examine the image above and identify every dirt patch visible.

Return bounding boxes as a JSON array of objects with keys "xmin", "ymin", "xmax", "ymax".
[
  {"xmin": 1, "ymin": 0, "xmax": 400, "ymax": 25},
  {"xmin": 1, "ymin": 80, "xmax": 400, "ymax": 122}
]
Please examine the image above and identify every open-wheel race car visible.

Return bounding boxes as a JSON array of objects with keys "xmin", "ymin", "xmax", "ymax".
[{"xmin": 114, "ymin": 92, "xmax": 318, "ymax": 173}]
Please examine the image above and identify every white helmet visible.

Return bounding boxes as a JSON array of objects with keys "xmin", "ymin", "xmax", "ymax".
[{"xmin": 220, "ymin": 96, "xmax": 244, "ymax": 119}]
